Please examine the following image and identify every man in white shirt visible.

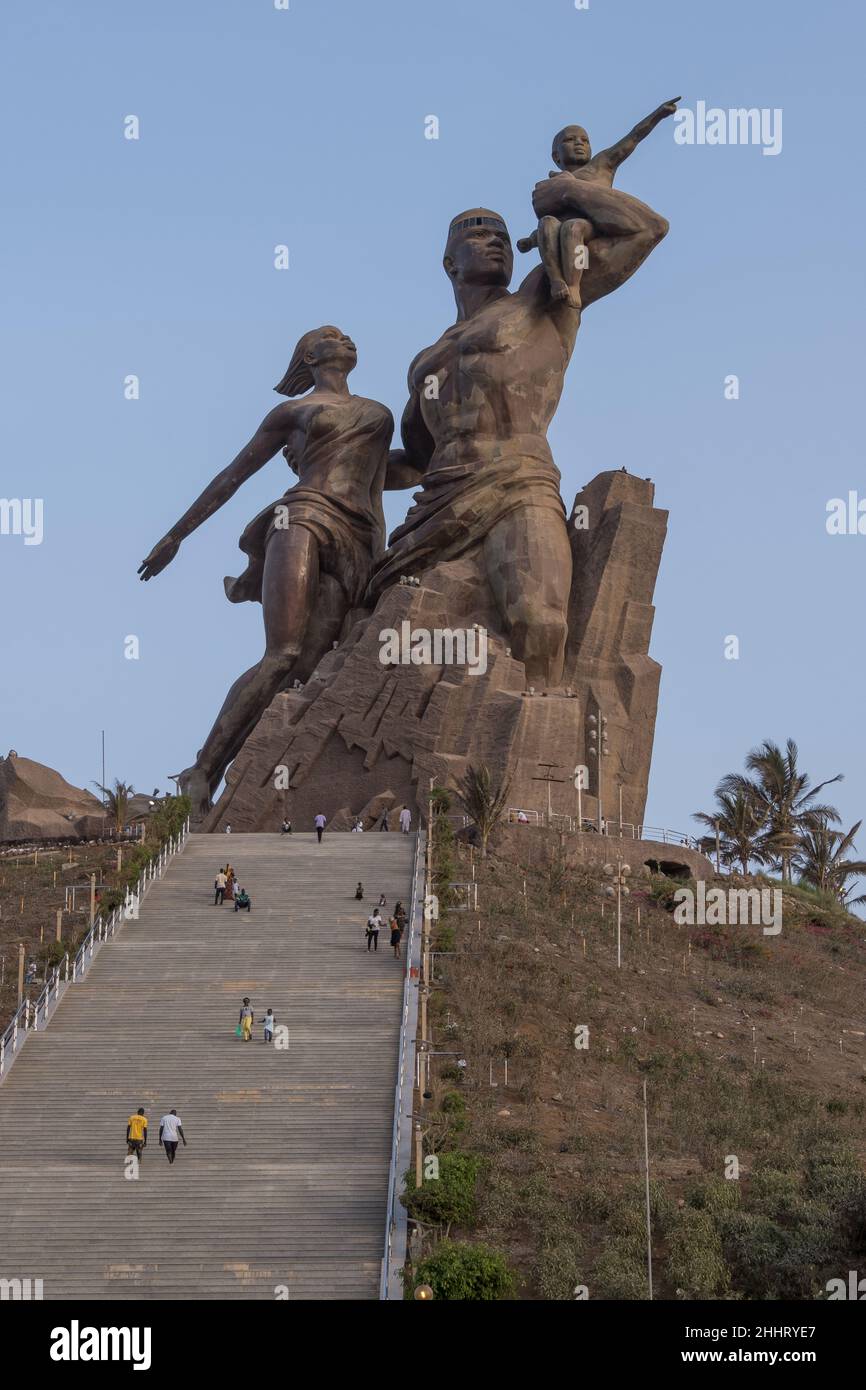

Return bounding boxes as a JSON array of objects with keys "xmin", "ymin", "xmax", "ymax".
[
  {"xmin": 159, "ymin": 1109, "xmax": 187, "ymax": 1165},
  {"xmin": 399, "ymin": 806, "xmax": 412, "ymax": 834},
  {"xmin": 214, "ymin": 869, "xmax": 227, "ymax": 905},
  {"xmin": 365, "ymin": 911, "xmax": 382, "ymax": 952},
  {"xmin": 314, "ymin": 812, "xmax": 326, "ymax": 844}
]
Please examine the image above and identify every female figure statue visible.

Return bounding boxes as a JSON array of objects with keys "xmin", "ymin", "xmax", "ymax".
[{"xmin": 139, "ymin": 327, "xmax": 395, "ymax": 817}]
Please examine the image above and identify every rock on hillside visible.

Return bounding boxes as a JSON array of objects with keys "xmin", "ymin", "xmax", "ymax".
[{"xmin": 0, "ymin": 751, "xmax": 105, "ymax": 842}]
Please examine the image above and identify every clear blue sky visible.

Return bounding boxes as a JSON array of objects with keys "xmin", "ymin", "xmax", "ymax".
[{"xmin": 2, "ymin": 0, "xmax": 864, "ymax": 855}]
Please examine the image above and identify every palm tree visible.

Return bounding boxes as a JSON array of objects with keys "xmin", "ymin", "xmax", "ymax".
[
  {"xmin": 795, "ymin": 818, "xmax": 866, "ymax": 907},
  {"xmin": 720, "ymin": 739, "xmax": 842, "ymax": 883},
  {"xmin": 694, "ymin": 787, "xmax": 766, "ymax": 876},
  {"xmin": 455, "ymin": 765, "xmax": 511, "ymax": 857},
  {"xmin": 93, "ymin": 779, "xmax": 134, "ymax": 836}
]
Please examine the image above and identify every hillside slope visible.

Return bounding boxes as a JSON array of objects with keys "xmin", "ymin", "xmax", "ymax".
[{"xmin": 407, "ymin": 825, "xmax": 866, "ymax": 1300}]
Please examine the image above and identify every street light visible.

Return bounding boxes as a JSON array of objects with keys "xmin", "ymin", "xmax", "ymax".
[
  {"xmin": 587, "ymin": 712, "xmax": 609, "ymax": 833},
  {"xmin": 603, "ymin": 859, "xmax": 631, "ymax": 969},
  {"xmin": 414, "ymin": 1284, "xmax": 434, "ymax": 1300}
]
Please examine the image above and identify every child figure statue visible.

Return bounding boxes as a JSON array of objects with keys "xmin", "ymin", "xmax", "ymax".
[{"xmin": 517, "ymin": 97, "xmax": 680, "ymax": 307}]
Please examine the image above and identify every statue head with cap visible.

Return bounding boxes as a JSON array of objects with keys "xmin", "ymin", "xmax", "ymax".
[{"xmin": 443, "ymin": 209, "xmax": 513, "ymax": 305}]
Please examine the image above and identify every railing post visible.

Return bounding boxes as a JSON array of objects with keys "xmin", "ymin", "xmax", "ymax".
[{"xmin": 12, "ymin": 1017, "xmax": 19, "ymax": 1053}]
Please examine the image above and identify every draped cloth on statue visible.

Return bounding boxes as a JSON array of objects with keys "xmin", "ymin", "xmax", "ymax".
[
  {"xmin": 225, "ymin": 399, "xmax": 389, "ymax": 607},
  {"xmin": 367, "ymin": 434, "xmax": 566, "ymax": 602}
]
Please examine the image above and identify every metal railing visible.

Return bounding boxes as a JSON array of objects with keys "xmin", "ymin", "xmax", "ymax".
[
  {"xmin": 506, "ymin": 809, "xmax": 700, "ymax": 850},
  {"xmin": 380, "ymin": 828, "xmax": 425, "ymax": 1301},
  {"xmin": 0, "ymin": 819, "xmax": 190, "ymax": 1083}
]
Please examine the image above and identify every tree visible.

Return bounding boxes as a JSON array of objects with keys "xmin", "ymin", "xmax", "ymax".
[
  {"xmin": 455, "ymin": 764, "xmax": 512, "ymax": 857},
  {"xmin": 407, "ymin": 1240, "xmax": 515, "ymax": 1301},
  {"xmin": 795, "ymin": 818, "xmax": 866, "ymax": 908},
  {"xmin": 694, "ymin": 787, "xmax": 766, "ymax": 876},
  {"xmin": 93, "ymin": 779, "xmax": 134, "ymax": 835},
  {"xmin": 401, "ymin": 1152, "xmax": 481, "ymax": 1235},
  {"xmin": 720, "ymin": 739, "xmax": 842, "ymax": 883}
]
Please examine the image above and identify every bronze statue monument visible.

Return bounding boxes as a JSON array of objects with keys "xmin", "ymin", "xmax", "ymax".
[
  {"xmin": 139, "ymin": 327, "xmax": 397, "ymax": 815},
  {"xmin": 141, "ymin": 101, "xmax": 678, "ymax": 829}
]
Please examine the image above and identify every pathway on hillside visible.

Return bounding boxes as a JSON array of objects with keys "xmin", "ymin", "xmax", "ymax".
[{"xmin": 0, "ymin": 832, "xmax": 416, "ymax": 1299}]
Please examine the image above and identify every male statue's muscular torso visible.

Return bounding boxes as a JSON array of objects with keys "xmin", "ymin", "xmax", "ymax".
[{"xmin": 411, "ymin": 280, "xmax": 577, "ymax": 452}]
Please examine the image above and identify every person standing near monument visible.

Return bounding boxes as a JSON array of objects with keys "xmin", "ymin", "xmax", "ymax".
[
  {"xmin": 158, "ymin": 1109, "xmax": 186, "ymax": 1166},
  {"xmin": 390, "ymin": 916, "xmax": 403, "ymax": 959},
  {"xmin": 126, "ymin": 1107, "xmax": 147, "ymax": 1161},
  {"xmin": 214, "ymin": 868, "xmax": 227, "ymax": 905},
  {"xmin": 366, "ymin": 910, "xmax": 382, "ymax": 952},
  {"xmin": 238, "ymin": 997, "xmax": 254, "ymax": 1042},
  {"xmin": 138, "ymin": 327, "xmax": 401, "ymax": 821},
  {"xmin": 314, "ymin": 812, "xmax": 326, "ymax": 843},
  {"xmin": 399, "ymin": 805, "xmax": 412, "ymax": 834}
]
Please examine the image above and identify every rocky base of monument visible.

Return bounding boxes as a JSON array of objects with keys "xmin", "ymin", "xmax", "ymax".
[{"xmin": 205, "ymin": 470, "xmax": 668, "ymax": 835}]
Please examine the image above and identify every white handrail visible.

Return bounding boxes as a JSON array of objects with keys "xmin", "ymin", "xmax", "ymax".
[
  {"xmin": 0, "ymin": 817, "xmax": 190, "ymax": 1082},
  {"xmin": 510, "ymin": 809, "xmax": 701, "ymax": 851},
  {"xmin": 380, "ymin": 828, "xmax": 425, "ymax": 1300}
]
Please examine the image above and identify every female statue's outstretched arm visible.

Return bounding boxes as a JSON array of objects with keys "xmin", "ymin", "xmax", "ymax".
[{"xmin": 138, "ymin": 404, "xmax": 293, "ymax": 580}]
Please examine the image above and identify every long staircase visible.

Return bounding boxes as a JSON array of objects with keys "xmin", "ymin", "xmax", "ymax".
[{"xmin": 0, "ymin": 831, "xmax": 417, "ymax": 1299}]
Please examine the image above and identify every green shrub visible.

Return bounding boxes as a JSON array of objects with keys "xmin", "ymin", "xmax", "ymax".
[
  {"xmin": 593, "ymin": 1234, "xmax": 649, "ymax": 1299},
  {"xmin": 536, "ymin": 1237, "xmax": 584, "ymax": 1300},
  {"xmin": 666, "ymin": 1208, "xmax": 730, "ymax": 1297},
  {"xmin": 408, "ymin": 1240, "xmax": 515, "ymax": 1300},
  {"xmin": 441, "ymin": 1090, "xmax": 466, "ymax": 1115},
  {"xmin": 401, "ymin": 1151, "xmax": 481, "ymax": 1230},
  {"xmin": 686, "ymin": 1176, "xmax": 741, "ymax": 1219}
]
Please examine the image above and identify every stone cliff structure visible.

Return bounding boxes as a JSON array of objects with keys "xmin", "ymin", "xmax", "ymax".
[{"xmin": 204, "ymin": 469, "xmax": 667, "ymax": 833}]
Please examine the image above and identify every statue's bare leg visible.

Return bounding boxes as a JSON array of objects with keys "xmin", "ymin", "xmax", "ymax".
[
  {"xmin": 179, "ymin": 525, "xmax": 321, "ymax": 816},
  {"xmin": 535, "ymin": 216, "xmax": 570, "ymax": 302},
  {"xmin": 483, "ymin": 504, "xmax": 572, "ymax": 686},
  {"xmin": 558, "ymin": 217, "xmax": 594, "ymax": 309},
  {"xmin": 282, "ymin": 572, "xmax": 347, "ymax": 686},
  {"xmin": 560, "ymin": 184, "xmax": 664, "ymax": 241}
]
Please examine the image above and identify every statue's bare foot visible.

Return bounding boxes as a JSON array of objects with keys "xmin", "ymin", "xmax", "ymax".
[
  {"xmin": 550, "ymin": 279, "xmax": 571, "ymax": 302},
  {"xmin": 516, "ymin": 236, "xmax": 533, "ymax": 253},
  {"xmin": 174, "ymin": 766, "xmax": 212, "ymax": 822},
  {"xmin": 566, "ymin": 287, "xmax": 583, "ymax": 310}
]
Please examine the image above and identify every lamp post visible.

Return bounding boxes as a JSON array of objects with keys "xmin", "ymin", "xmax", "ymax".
[
  {"xmin": 587, "ymin": 711, "xmax": 609, "ymax": 832},
  {"xmin": 573, "ymin": 764, "xmax": 585, "ymax": 834},
  {"xmin": 603, "ymin": 858, "xmax": 631, "ymax": 969}
]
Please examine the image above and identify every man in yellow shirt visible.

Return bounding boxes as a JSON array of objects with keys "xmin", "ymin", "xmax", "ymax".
[{"xmin": 126, "ymin": 1107, "xmax": 148, "ymax": 1160}]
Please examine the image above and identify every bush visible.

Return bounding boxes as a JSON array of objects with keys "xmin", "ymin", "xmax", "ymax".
[
  {"xmin": 593, "ymin": 1235, "xmax": 649, "ymax": 1299},
  {"xmin": 666, "ymin": 1209, "xmax": 730, "ymax": 1297},
  {"xmin": 536, "ymin": 1237, "xmax": 584, "ymax": 1300},
  {"xmin": 408, "ymin": 1240, "xmax": 515, "ymax": 1300},
  {"xmin": 441, "ymin": 1091, "xmax": 466, "ymax": 1115},
  {"xmin": 401, "ymin": 1151, "xmax": 481, "ymax": 1230}
]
